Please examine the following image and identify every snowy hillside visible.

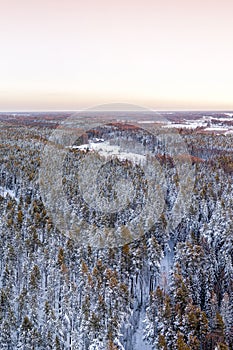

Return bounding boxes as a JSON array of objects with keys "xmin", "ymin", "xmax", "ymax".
[{"xmin": 0, "ymin": 115, "xmax": 232, "ymax": 349}]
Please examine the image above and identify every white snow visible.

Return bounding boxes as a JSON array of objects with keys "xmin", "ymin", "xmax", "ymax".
[
  {"xmin": 134, "ymin": 311, "xmax": 153, "ymax": 350},
  {"xmin": 71, "ymin": 141, "xmax": 147, "ymax": 165},
  {"xmin": 213, "ymin": 117, "xmax": 233, "ymax": 121},
  {"xmin": 159, "ymin": 240, "xmax": 174, "ymax": 291},
  {"xmin": 137, "ymin": 120, "xmax": 159, "ymax": 124},
  {"xmin": 0, "ymin": 186, "xmax": 19, "ymax": 203},
  {"xmin": 205, "ymin": 127, "xmax": 229, "ymax": 131},
  {"xmin": 163, "ymin": 122, "xmax": 206, "ymax": 129},
  {"xmin": 161, "ymin": 114, "xmax": 233, "ymax": 132}
]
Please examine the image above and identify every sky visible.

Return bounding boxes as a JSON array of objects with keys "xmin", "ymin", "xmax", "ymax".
[{"xmin": 0, "ymin": 0, "xmax": 233, "ymax": 111}]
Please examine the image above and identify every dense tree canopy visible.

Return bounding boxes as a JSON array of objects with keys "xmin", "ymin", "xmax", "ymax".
[{"xmin": 0, "ymin": 117, "xmax": 233, "ymax": 349}]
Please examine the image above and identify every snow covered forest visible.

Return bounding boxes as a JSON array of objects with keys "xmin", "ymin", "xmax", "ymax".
[{"xmin": 0, "ymin": 114, "xmax": 233, "ymax": 349}]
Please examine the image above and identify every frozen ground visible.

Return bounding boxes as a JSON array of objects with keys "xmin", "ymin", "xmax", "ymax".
[
  {"xmin": 162, "ymin": 114, "xmax": 233, "ymax": 133},
  {"xmin": 72, "ymin": 140, "xmax": 147, "ymax": 165},
  {"xmin": 134, "ymin": 310, "xmax": 153, "ymax": 350}
]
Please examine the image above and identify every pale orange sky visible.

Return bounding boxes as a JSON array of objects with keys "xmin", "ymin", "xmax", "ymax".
[{"xmin": 0, "ymin": 0, "xmax": 233, "ymax": 111}]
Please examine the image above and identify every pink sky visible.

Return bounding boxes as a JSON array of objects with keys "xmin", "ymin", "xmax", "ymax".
[{"xmin": 0, "ymin": 0, "xmax": 233, "ymax": 111}]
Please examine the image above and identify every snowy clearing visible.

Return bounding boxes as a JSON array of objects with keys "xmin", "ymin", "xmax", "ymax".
[{"xmin": 71, "ymin": 140, "xmax": 147, "ymax": 165}]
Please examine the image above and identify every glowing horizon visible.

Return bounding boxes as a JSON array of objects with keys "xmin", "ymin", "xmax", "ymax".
[{"xmin": 1, "ymin": 0, "xmax": 233, "ymax": 111}]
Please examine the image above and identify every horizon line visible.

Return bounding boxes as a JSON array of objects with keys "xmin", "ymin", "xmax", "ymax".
[{"xmin": 0, "ymin": 109, "xmax": 233, "ymax": 113}]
